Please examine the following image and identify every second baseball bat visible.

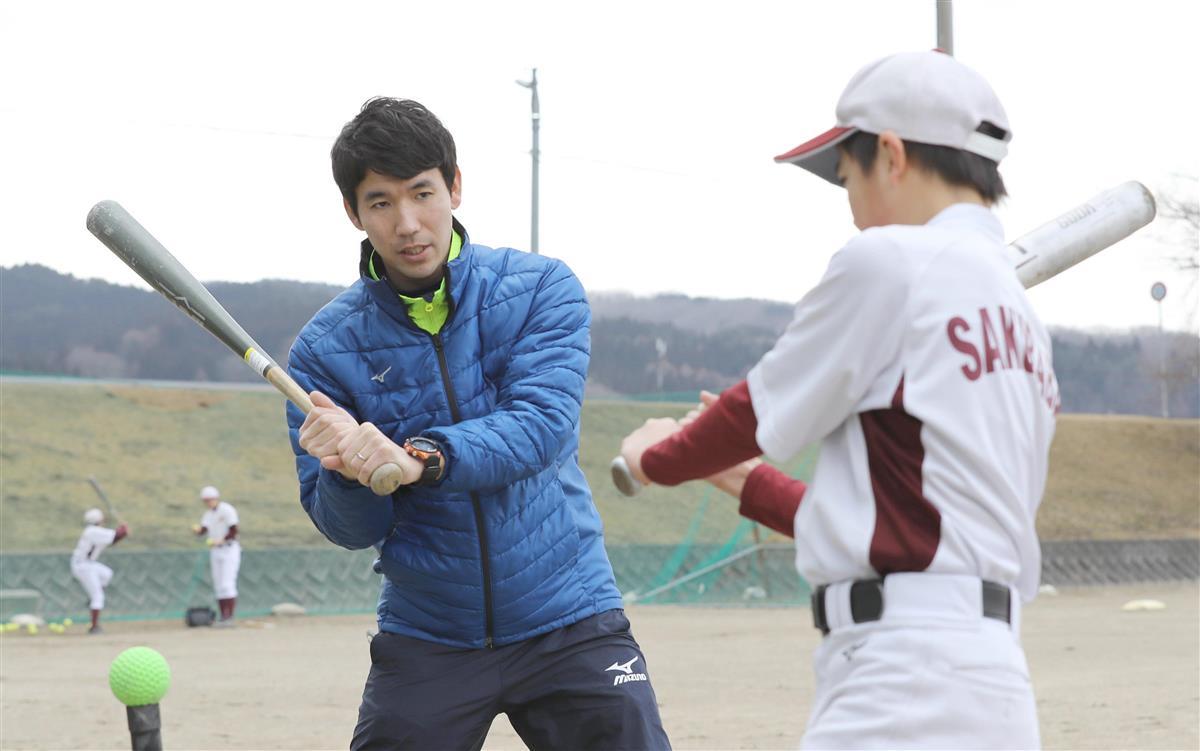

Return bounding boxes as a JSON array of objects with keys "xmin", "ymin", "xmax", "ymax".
[
  {"xmin": 87, "ymin": 476, "xmax": 124, "ymax": 524},
  {"xmin": 611, "ymin": 180, "xmax": 1158, "ymax": 496},
  {"xmin": 85, "ymin": 200, "xmax": 404, "ymax": 496}
]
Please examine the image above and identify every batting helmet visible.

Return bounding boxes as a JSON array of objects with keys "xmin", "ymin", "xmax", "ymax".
[{"xmin": 84, "ymin": 508, "xmax": 104, "ymax": 525}]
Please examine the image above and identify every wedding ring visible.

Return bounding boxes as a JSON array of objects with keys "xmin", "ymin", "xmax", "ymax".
[{"xmin": 355, "ymin": 452, "xmax": 368, "ymax": 461}]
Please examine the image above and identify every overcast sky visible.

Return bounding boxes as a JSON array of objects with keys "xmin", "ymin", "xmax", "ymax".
[{"xmin": 2, "ymin": 0, "xmax": 1197, "ymax": 333}]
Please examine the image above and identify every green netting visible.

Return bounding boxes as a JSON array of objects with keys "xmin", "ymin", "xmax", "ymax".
[
  {"xmin": 610, "ymin": 542, "xmax": 810, "ymax": 605},
  {"xmin": 613, "ymin": 445, "xmax": 819, "ymax": 605}
]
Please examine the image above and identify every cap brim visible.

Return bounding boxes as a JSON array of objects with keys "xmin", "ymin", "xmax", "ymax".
[{"xmin": 773, "ymin": 126, "xmax": 856, "ymax": 186}]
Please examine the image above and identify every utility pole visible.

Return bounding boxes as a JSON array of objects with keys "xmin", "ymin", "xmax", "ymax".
[
  {"xmin": 937, "ymin": 0, "xmax": 954, "ymax": 55},
  {"xmin": 654, "ymin": 338, "xmax": 668, "ymax": 394},
  {"xmin": 1151, "ymin": 282, "xmax": 1168, "ymax": 417},
  {"xmin": 516, "ymin": 69, "xmax": 540, "ymax": 254}
]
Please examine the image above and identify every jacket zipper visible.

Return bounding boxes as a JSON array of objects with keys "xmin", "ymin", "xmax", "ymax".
[{"xmin": 426, "ymin": 278, "xmax": 495, "ymax": 649}]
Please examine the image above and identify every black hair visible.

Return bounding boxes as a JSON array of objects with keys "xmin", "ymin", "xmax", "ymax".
[
  {"xmin": 838, "ymin": 125, "xmax": 1008, "ymax": 204},
  {"xmin": 331, "ymin": 98, "xmax": 458, "ymax": 215}
]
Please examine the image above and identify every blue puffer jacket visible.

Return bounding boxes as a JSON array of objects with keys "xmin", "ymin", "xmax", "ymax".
[{"xmin": 285, "ymin": 224, "xmax": 623, "ymax": 648}]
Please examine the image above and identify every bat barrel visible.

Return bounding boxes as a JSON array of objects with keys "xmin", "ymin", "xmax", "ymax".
[
  {"xmin": 86, "ymin": 201, "xmax": 403, "ymax": 497},
  {"xmin": 1007, "ymin": 181, "xmax": 1157, "ymax": 288},
  {"xmin": 86, "ymin": 201, "xmax": 277, "ymax": 371}
]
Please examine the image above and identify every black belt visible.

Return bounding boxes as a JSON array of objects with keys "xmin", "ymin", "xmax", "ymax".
[{"xmin": 811, "ymin": 578, "xmax": 1011, "ymax": 635}]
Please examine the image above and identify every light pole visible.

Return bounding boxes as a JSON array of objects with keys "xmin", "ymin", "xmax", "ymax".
[
  {"xmin": 937, "ymin": 0, "xmax": 954, "ymax": 55},
  {"xmin": 1151, "ymin": 281, "xmax": 1168, "ymax": 417},
  {"xmin": 654, "ymin": 337, "xmax": 668, "ymax": 394},
  {"xmin": 516, "ymin": 69, "xmax": 540, "ymax": 254}
]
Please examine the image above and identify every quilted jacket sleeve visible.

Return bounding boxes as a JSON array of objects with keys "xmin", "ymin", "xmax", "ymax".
[
  {"xmin": 424, "ymin": 260, "xmax": 588, "ymax": 494},
  {"xmin": 286, "ymin": 332, "xmax": 395, "ymax": 550}
]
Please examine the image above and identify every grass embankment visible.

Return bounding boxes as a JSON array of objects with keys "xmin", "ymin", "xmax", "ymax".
[{"xmin": 0, "ymin": 380, "xmax": 1195, "ymax": 552}]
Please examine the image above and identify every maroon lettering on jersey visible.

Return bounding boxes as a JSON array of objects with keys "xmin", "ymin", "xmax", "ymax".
[
  {"xmin": 1033, "ymin": 345, "xmax": 1046, "ymax": 393},
  {"xmin": 979, "ymin": 307, "xmax": 1003, "ymax": 374},
  {"xmin": 1000, "ymin": 307, "xmax": 1020, "ymax": 370},
  {"xmin": 946, "ymin": 317, "xmax": 981, "ymax": 381},
  {"xmin": 1021, "ymin": 318, "xmax": 1035, "ymax": 373},
  {"xmin": 945, "ymin": 306, "xmax": 1061, "ymax": 412}
]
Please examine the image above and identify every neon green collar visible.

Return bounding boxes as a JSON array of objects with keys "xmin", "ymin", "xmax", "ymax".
[{"xmin": 368, "ymin": 231, "xmax": 462, "ymax": 335}]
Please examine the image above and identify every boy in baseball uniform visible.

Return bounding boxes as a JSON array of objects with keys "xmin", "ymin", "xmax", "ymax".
[
  {"xmin": 191, "ymin": 485, "xmax": 241, "ymax": 626},
  {"xmin": 620, "ymin": 50, "xmax": 1057, "ymax": 749},
  {"xmin": 71, "ymin": 508, "xmax": 129, "ymax": 634}
]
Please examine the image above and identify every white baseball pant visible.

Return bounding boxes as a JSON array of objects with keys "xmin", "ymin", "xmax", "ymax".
[
  {"xmin": 71, "ymin": 561, "xmax": 114, "ymax": 610},
  {"xmin": 209, "ymin": 541, "xmax": 241, "ymax": 599},
  {"xmin": 802, "ymin": 573, "xmax": 1039, "ymax": 750}
]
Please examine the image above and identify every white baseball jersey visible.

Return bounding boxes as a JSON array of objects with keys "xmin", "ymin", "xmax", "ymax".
[
  {"xmin": 71, "ymin": 525, "xmax": 118, "ymax": 566},
  {"xmin": 748, "ymin": 204, "xmax": 1058, "ymax": 603},
  {"xmin": 201, "ymin": 501, "xmax": 239, "ymax": 544}
]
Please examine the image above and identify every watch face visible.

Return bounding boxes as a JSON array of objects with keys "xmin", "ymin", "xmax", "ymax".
[{"xmin": 407, "ymin": 437, "xmax": 440, "ymax": 454}]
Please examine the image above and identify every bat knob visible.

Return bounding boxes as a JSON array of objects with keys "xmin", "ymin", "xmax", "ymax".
[
  {"xmin": 368, "ymin": 464, "xmax": 405, "ymax": 496},
  {"xmin": 610, "ymin": 456, "xmax": 643, "ymax": 497}
]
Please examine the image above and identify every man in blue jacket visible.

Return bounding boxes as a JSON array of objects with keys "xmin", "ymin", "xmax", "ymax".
[{"xmin": 287, "ymin": 97, "xmax": 670, "ymax": 750}]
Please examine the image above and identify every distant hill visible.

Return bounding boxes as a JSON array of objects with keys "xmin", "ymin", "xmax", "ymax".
[
  {"xmin": 2, "ymin": 264, "xmax": 1197, "ymax": 416},
  {"xmin": 589, "ymin": 291, "xmax": 797, "ymax": 335}
]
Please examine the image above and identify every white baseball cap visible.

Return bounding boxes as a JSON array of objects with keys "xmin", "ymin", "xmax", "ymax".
[
  {"xmin": 200, "ymin": 485, "xmax": 220, "ymax": 500},
  {"xmin": 774, "ymin": 50, "xmax": 1011, "ymax": 186},
  {"xmin": 84, "ymin": 508, "xmax": 104, "ymax": 525}
]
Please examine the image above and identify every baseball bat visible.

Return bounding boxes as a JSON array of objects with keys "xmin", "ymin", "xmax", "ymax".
[
  {"xmin": 86, "ymin": 476, "xmax": 124, "ymax": 524},
  {"xmin": 611, "ymin": 180, "xmax": 1158, "ymax": 496},
  {"xmin": 85, "ymin": 200, "xmax": 405, "ymax": 496}
]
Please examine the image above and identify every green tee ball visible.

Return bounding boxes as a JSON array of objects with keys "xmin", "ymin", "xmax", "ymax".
[{"xmin": 109, "ymin": 646, "xmax": 171, "ymax": 706}]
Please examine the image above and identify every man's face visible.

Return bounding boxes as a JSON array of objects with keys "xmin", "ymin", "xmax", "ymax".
[
  {"xmin": 204, "ymin": 497, "xmax": 218, "ymax": 510},
  {"xmin": 347, "ymin": 167, "xmax": 463, "ymax": 292}
]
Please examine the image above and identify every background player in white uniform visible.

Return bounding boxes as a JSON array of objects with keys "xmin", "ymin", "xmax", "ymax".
[
  {"xmin": 620, "ymin": 51, "xmax": 1057, "ymax": 749},
  {"xmin": 191, "ymin": 485, "xmax": 241, "ymax": 626},
  {"xmin": 71, "ymin": 508, "xmax": 129, "ymax": 634}
]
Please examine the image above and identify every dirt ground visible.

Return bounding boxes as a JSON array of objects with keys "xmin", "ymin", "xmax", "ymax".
[{"xmin": 1, "ymin": 582, "xmax": 1196, "ymax": 751}]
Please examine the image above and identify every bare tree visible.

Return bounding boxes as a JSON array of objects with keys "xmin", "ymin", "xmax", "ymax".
[
  {"xmin": 1152, "ymin": 176, "xmax": 1200, "ymax": 337},
  {"xmin": 1156, "ymin": 175, "xmax": 1199, "ymax": 273}
]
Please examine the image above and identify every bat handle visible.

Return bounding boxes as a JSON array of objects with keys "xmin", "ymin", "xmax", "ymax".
[
  {"xmin": 272, "ymin": 370, "xmax": 407, "ymax": 496},
  {"xmin": 610, "ymin": 456, "xmax": 644, "ymax": 497}
]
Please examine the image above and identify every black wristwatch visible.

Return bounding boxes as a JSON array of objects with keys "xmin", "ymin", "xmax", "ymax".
[{"xmin": 403, "ymin": 436, "xmax": 446, "ymax": 486}]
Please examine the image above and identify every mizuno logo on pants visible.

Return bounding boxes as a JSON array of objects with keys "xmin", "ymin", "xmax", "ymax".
[{"xmin": 604, "ymin": 655, "xmax": 649, "ymax": 686}]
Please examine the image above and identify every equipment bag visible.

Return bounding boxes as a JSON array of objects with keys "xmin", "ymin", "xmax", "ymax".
[{"xmin": 185, "ymin": 606, "xmax": 216, "ymax": 627}]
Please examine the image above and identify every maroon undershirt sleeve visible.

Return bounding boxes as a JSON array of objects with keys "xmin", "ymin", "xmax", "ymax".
[
  {"xmin": 638, "ymin": 380, "xmax": 806, "ymax": 538},
  {"xmin": 641, "ymin": 381, "xmax": 762, "ymax": 486},
  {"xmin": 225, "ymin": 524, "xmax": 238, "ymax": 542},
  {"xmin": 738, "ymin": 464, "xmax": 805, "ymax": 538}
]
